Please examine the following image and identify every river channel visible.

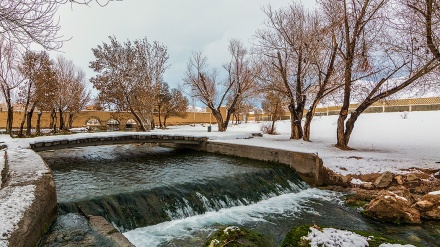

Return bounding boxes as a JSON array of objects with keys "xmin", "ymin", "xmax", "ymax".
[{"xmin": 38, "ymin": 144, "xmax": 439, "ymax": 246}]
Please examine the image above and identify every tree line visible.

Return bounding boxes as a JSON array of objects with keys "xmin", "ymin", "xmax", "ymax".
[
  {"xmin": 1, "ymin": 0, "xmax": 440, "ymax": 149},
  {"xmin": 183, "ymin": 0, "xmax": 440, "ymax": 149},
  {"xmin": 0, "ymin": 44, "xmax": 91, "ymax": 136}
]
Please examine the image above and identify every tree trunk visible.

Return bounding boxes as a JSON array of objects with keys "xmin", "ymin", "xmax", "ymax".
[
  {"xmin": 26, "ymin": 103, "xmax": 36, "ymax": 136},
  {"xmin": 68, "ymin": 112, "xmax": 75, "ymax": 129},
  {"xmin": 59, "ymin": 108, "xmax": 65, "ymax": 131},
  {"xmin": 36, "ymin": 111, "xmax": 42, "ymax": 135},
  {"xmin": 6, "ymin": 104, "xmax": 13, "ymax": 136},
  {"xmin": 288, "ymin": 103, "xmax": 302, "ymax": 139},
  {"xmin": 129, "ymin": 108, "xmax": 149, "ymax": 132},
  {"xmin": 211, "ymin": 109, "xmax": 226, "ymax": 132},
  {"xmin": 50, "ymin": 108, "xmax": 57, "ymax": 133},
  {"xmin": 270, "ymin": 116, "xmax": 276, "ymax": 134},
  {"xmin": 303, "ymin": 96, "xmax": 322, "ymax": 142},
  {"xmin": 19, "ymin": 109, "xmax": 28, "ymax": 137},
  {"xmin": 157, "ymin": 106, "xmax": 162, "ymax": 128},
  {"xmin": 163, "ymin": 116, "xmax": 168, "ymax": 128},
  {"xmin": 303, "ymin": 110, "xmax": 313, "ymax": 142}
]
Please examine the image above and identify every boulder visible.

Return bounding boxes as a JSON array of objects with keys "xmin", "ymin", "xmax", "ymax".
[
  {"xmin": 354, "ymin": 189, "xmax": 380, "ymax": 201},
  {"xmin": 374, "ymin": 171, "xmax": 393, "ymax": 188},
  {"xmin": 394, "ymin": 175, "xmax": 404, "ymax": 185},
  {"xmin": 413, "ymin": 194, "xmax": 440, "ymax": 220},
  {"xmin": 363, "ymin": 191, "xmax": 421, "ymax": 224},
  {"xmin": 413, "ymin": 185, "xmax": 430, "ymax": 194},
  {"xmin": 406, "ymin": 173, "xmax": 420, "ymax": 183},
  {"xmin": 362, "ymin": 182, "xmax": 374, "ymax": 190}
]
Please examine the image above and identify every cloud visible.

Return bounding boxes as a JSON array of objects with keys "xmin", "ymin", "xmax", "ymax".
[{"xmin": 51, "ymin": 0, "xmax": 316, "ymax": 90}]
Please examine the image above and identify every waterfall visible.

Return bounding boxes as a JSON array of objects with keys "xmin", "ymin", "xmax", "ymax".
[{"xmin": 58, "ymin": 166, "xmax": 307, "ymax": 232}]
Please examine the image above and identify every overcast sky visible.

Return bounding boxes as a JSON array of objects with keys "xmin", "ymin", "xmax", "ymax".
[{"xmin": 52, "ymin": 0, "xmax": 316, "ymax": 90}]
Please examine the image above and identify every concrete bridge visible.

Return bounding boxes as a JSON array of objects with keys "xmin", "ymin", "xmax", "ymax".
[{"xmin": 29, "ymin": 133, "xmax": 208, "ymax": 152}]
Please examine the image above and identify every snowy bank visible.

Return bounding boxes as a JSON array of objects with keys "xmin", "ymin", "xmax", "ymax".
[
  {"xmin": 0, "ymin": 135, "xmax": 57, "ymax": 247},
  {"xmin": 201, "ymin": 111, "xmax": 440, "ymax": 177},
  {"xmin": 0, "ymin": 111, "xmax": 438, "ymax": 246}
]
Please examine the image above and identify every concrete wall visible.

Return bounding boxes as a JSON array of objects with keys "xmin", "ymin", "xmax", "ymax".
[
  {"xmin": 0, "ymin": 136, "xmax": 343, "ymax": 246},
  {"xmin": 0, "ymin": 143, "xmax": 57, "ymax": 247},
  {"xmin": 186, "ymin": 142, "xmax": 325, "ymax": 186},
  {"xmin": 0, "ymin": 109, "xmax": 226, "ymax": 130}
]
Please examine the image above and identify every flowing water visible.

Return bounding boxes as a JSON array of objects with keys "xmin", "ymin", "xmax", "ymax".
[{"xmin": 39, "ymin": 144, "xmax": 440, "ymax": 247}]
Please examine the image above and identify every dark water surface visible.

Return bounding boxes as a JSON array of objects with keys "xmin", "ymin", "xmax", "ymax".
[{"xmin": 39, "ymin": 144, "xmax": 440, "ymax": 247}]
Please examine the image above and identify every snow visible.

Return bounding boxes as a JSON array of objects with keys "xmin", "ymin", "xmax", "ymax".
[
  {"xmin": 351, "ymin": 178, "xmax": 364, "ymax": 185},
  {"xmin": 0, "ymin": 185, "xmax": 36, "ymax": 247},
  {"xmin": 0, "ymin": 150, "xmax": 5, "ymax": 187},
  {"xmin": 304, "ymin": 227, "xmax": 417, "ymax": 247},
  {"xmin": 429, "ymin": 190, "xmax": 440, "ymax": 195},
  {"xmin": 378, "ymin": 244, "xmax": 415, "ymax": 247},
  {"xmin": 159, "ymin": 111, "xmax": 440, "ymax": 177},
  {"xmin": 223, "ymin": 226, "xmax": 240, "ymax": 234},
  {"xmin": 0, "ymin": 135, "xmax": 49, "ymax": 246},
  {"xmin": 305, "ymin": 227, "xmax": 369, "ymax": 247},
  {"xmin": 0, "ymin": 110, "xmax": 439, "ymax": 245},
  {"xmin": 3, "ymin": 110, "xmax": 440, "ymax": 178}
]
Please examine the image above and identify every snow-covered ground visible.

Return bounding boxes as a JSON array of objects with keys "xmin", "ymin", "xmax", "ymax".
[
  {"xmin": 0, "ymin": 110, "xmax": 438, "ymax": 246},
  {"xmin": 162, "ymin": 111, "xmax": 440, "ymax": 176},
  {"xmin": 3, "ymin": 111, "xmax": 439, "ymax": 177}
]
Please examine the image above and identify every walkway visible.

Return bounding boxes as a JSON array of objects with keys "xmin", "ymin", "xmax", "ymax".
[{"xmin": 28, "ymin": 132, "xmax": 209, "ymax": 151}]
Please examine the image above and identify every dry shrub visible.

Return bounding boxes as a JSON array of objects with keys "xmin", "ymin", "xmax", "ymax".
[{"xmin": 260, "ymin": 122, "xmax": 278, "ymax": 135}]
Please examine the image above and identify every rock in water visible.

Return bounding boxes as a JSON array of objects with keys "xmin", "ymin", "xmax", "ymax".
[
  {"xmin": 363, "ymin": 191, "xmax": 421, "ymax": 224},
  {"xmin": 374, "ymin": 171, "xmax": 393, "ymax": 188},
  {"xmin": 413, "ymin": 194, "xmax": 440, "ymax": 220}
]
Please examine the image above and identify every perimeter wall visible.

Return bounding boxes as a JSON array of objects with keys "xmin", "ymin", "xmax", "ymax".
[{"xmin": 0, "ymin": 97, "xmax": 439, "ymax": 129}]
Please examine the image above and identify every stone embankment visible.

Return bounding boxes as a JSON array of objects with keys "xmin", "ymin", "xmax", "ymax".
[
  {"xmin": 344, "ymin": 170, "xmax": 440, "ymax": 224},
  {"xmin": 0, "ymin": 138, "xmax": 57, "ymax": 247}
]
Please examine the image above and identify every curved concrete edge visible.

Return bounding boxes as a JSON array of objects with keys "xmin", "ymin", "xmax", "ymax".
[
  {"xmin": 0, "ymin": 146, "xmax": 57, "ymax": 247},
  {"xmin": 0, "ymin": 138, "xmax": 343, "ymax": 247},
  {"xmin": 184, "ymin": 141, "xmax": 328, "ymax": 187}
]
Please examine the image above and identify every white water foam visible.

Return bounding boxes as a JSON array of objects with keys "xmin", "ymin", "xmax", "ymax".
[{"xmin": 124, "ymin": 188, "xmax": 335, "ymax": 247}]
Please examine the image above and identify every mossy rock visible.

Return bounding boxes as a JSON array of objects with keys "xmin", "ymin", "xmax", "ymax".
[
  {"xmin": 203, "ymin": 226, "xmax": 274, "ymax": 247},
  {"xmin": 281, "ymin": 225, "xmax": 312, "ymax": 247},
  {"xmin": 344, "ymin": 194, "xmax": 370, "ymax": 209},
  {"xmin": 353, "ymin": 230, "xmax": 412, "ymax": 247}
]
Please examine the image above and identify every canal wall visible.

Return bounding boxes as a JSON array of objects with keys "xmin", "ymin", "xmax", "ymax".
[
  {"xmin": 0, "ymin": 141, "xmax": 57, "ymax": 247},
  {"xmin": 0, "ymin": 135, "xmax": 342, "ymax": 246},
  {"xmin": 185, "ymin": 141, "xmax": 338, "ymax": 187}
]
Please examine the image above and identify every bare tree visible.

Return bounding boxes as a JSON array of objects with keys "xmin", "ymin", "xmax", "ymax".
[
  {"xmin": 0, "ymin": 0, "xmax": 120, "ymax": 50},
  {"xmin": 184, "ymin": 39, "xmax": 258, "ymax": 132},
  {"xmin": 261, "ymin": 90, "xmax": 286, "ymax": 135},
  {"xmin": 56, "ymin": 0, "xmax": 116, "ymax": 7},
  {"xmin": 320, "ymin": 0, "xmax": 440, "ymax": 149},
  {"xmin": 155, "ymin": 82, "xmax": 172, "ymax": 128},
  {"xmin": 18, "ymin": 50, "xmax": 55, "ymax": 136},
  {"xmin": 90, "ymin": 36, "xmax": 169, "ymax": 131},
  {"xmin": 0, "ymin": 39, "xmax": 24, "ymax": 135},
  {"xmin": 54, "ymin": 55, "xmax": 90, "ymax": 130},
  {"xmin": 401, "ymin": 0, "xmax": 440, "ymax": 61},
  {"xmin": 0, "ymin": 0, "xmax": 63, "ymax": 50},
  {"xmin": 301, "ymin": 11, "xmax": 343, "ymax": 142},
  {"xmin": 255, "ymin": 3, "xmax": 321, "ymax": 140},
  {"xmin": 162, "ymin": 88, "xmax": 188, "ymax": 128}
]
